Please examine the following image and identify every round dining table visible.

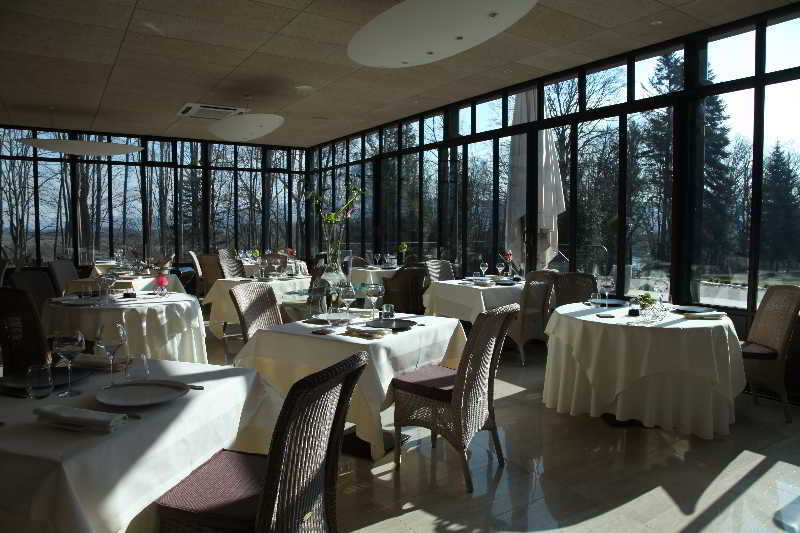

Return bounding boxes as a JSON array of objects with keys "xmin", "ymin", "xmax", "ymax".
[
  {"xmin": 41, "ymin": 292, "xmax": 207, "ymax": 364},
  {"xmin": 543, "ymin": 302, "xmax": 746, "ymax": 439}
]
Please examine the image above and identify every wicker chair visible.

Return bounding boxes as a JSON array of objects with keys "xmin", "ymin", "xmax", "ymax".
[
  {"xmin": 187, "ymin": 251, "xmax": 205, "ymax": 297},
  {"xmin": 554, "ymin": 272, "xmax": 597, "ymax": 306},
  {"xmin": 391, "ymin": 303, "xmax": 519, "ymax": 492},
  {"xmin": 742, "ymin": 285, "xmax": 800, "ymax": 423},
  {"xmin": 348, "ymin": 256, "xmax": 368, "ymax": 268},
  {"xmin": 229, "ymin": 282, "xmax": 283, "ymax": 343},
  {"xmin": 197, "ymin": 254, "xmax": 224, "ymax": 295},
  {"xmin": 263, "ymin": 253, "xmax": 288, "ymax": 273},
  {"xmin": 383, "ymin": 266, "xmax": 427, "ymax": 314},
  {"xmin": 528, "ymin": 270, "xmax": 558, "ymax": 309},
  {"xmin": 425, "ymin": 259, "xmax": 455, "ymax": 282},
  {"xmin": 156, "ymin": 351, "xmax": 369, "ymax": 533},
  {"xmin": 10, "ymin": 269, "xmax": 57, "ymax": 312},
  {"xmin": 218, "ymin": 249, "xmax": 246, "ymax": 278},
  {"xmin": 48, "ymin": 259, "xmax": 78, "ymax": 296},
  {"xmin": 508, "ymin": 279, "xmax": 554, "ymax": 366},
  {"xmin": 0, "ymin": 288, "xmax": 50, "ymax": 377}
]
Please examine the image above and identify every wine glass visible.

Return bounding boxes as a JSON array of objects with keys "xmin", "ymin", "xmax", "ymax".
[
  {"xmin": 271, "ymin": 259, "xmax": 282, "ymax": 274},
  {"xmin": 374, "ymin": 253, "xmax": 382, "ymax": 266},
  {"xmin": 95, "ymin": 323, "xmax": 128, "ymax": 388},
  {"xmin": 51, "ymin": 330, "xmax": 85, "ymax": 398},
  {"xmin": 365, "ymin": 283, "xmax": 384, "ymax": 319},
  {"xmin": 26, "ymin": 364, "xmax": 53, "ymax": 399},
  {"xmin": 496, "ymin": 263, "xmax": 506, "ymax": 277},
  {"xmin": 480, "ymin": 261, "xmax": 489, "ymax": 277},
  {"xmin": 339, "ymin": 283, "xmax": 357, "ymax": 319}
]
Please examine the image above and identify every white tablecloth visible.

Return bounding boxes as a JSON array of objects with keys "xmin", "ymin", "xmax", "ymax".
[
  {"xmin": 41, "ymin": 293, "xmax": 207, "ymax": 364},
  {"xmin": 0, "ymin": 360, "xmax": 278, "ymax": 533},
  {"xmin": 92, "ymin": 261, "xmax": 117, "ymax": 276},
  {"xmin": 350, "ymin": 267, "xmax": 399, "ymax": 285},
  {"xmin": 242, "ymin": 259, "xmax": 308, "ymax": 277},
  {"xmin": 235, "ymin": 313, "xmax": 467, "ymax": 459},
  {"xmin": 543, "ymin": 303, "xmax": 746, "ymax": 439},
  {"xmin": 423, "ymin": 279, "xmax": 524, "ymax": 322},
  {"xmin": 204, "ymin": 276, "xmax": 312, "ymax": 338},
  {"xmin": 67, "ymin": 274, "xmax": 185, "ymax": 295}
]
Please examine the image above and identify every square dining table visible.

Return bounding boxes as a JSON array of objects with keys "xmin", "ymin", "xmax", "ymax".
[
  {"xmin": 234, "ymin": 313, "xmax": 467, "ymax": 460},
  {"xmin": 0, "ymin": 360, "xmax": 277, "ymax": 533},
  {"xmin": 423, "ymin": 279, "xmax": 524, "ymax": 322}
]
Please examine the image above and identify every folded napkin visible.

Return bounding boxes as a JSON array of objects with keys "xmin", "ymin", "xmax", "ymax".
[
  {"xmin": 345, "ymin": 326, "xmax": 389, "ymax": 339},
  {"xmin": 73, "ymin": 353, "xmax": 127, "ymax": 372},
  {"xmin": 34, "ymin": 405, "xmax": 127, "ymax": 433},
  {"xmin": 684, "ymin": 311, "xmax": 727, "ymax": 319}
]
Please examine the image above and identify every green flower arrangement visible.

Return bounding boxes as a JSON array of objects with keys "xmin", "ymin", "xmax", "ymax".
[
  {"xmin": 632, "ymin": 293, "xmax": 657, "ymax": 308},
  {"xmin": 398, "ymin": 242, "xmax": 408, "ymax": 253}
]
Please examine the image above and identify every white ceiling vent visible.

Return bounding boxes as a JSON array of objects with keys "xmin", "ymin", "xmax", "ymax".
[{"xmin": 177, "ymin": 103, "xmax": 250, "ymax": 120}]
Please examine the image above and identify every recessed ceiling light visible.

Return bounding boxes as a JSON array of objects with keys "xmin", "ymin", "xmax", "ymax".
[
  {"xmin": 348, "ymin": 0, "xmax": 538, "ymax": 68},
  {"xmin": 295, "ymin": 85, "xmax": 315, "ymax": 92},
  {"xmin": 650, "ymin": 19, "xmax": 663, "ymax": 25}
]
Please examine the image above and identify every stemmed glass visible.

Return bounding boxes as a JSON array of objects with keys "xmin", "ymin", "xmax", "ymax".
[
  {"xmin": 480, "ymin": 261, "xmax": 489, "ymax": 277},
  {"xmin": 271, "ymin": 259, "xmax": 282, "ymax": 274},
  {"xmin": 95, "ymin": 323, "xmax": 128, "ymax": 388},
  {"xmin": 496, "ymin": 263, "xmax": 506, "ymax": 277},
  {"xmin": 339, "ymin": 283, "xmax": 357, "ymax": 319},
  {"xmin": 51, "ymin": 330, "xmax": 85, "ymax": 398},
  {"xmin": 365, "ymin": 283, "xmax": 384, "ymax": 319},
  {"xmin": 373, "ymin": 253, "xmax": 382, "ymax": 266}
]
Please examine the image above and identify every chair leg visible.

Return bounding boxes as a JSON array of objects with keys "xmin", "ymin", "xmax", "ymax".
[
  {"xmin": 459, "ymin": 449, "xmax": 473, "ymax": 493},
  {"xmin": 519, "ymin": 343, "xmax": 526, "ymax": 367},
  {"xmin": 431, "ymin": 430, "xmax": 437, "ymax": 448},
  {"xmin": 781, "ymin": 389, "xmax": 792, "ymax": 423},
  {"xmin": 394, "ymin": 425, "xmax": 402, "ymax": 470},
  {"xmin": 490, "ymin": 426, "xmax": 505, "ymax": 466},
  {"xmin": 751, "ymin": 383, "xmax": 759, "ymax": 405}
]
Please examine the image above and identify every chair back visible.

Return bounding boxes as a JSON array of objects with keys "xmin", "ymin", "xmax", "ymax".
[
  {"xmin": 264, "ymin": 253, "xmax": 288, "ymax": 272},
  {"xmin": 349, "ymin": 256, "xmax": 368, "ymax": 268},
  {"xmin": 255, "ymin": 352, "xmax": 368, "ymax": 533},
  {"xmin": 518, "ymin": 280, "xmax": 554, "ymax": 341},
  {"xmin": 554, "ymin": 272, "xmax": 597, "ymax": 306},
  {"xmin": 197, "ymin": 254, "xmax": 224, "ymax": 295},
  {"xmin": 0, "ymin": 258, "xmax": 9, "ymax": 286},
  {"xmin": 527, "ymin": 270, "xmax": 558, "ymax": 311},
  {"xmin": 748, "ymin": 285, "xmax": 800, "ymax": 357},
  {"xmin": 218, "ymin": 249, "xmax": 245, "ymax": 278},
  {"xmin": 188, "ymin": 251, "xmax": 204, "ymax": 295},
  {"xmin": 10, "ymin": 269, "xmax": 57, "ymax": 312},
  {"xmin": 383, "ymin": 266, "xmax": 427, "ymax": 314},
  {"xmin": 0, "ymin": 288, "xmax": 50, "ymax": 377},
  {"xmin": 451, "ymin": 304, "xmax": 519, "ymax": 446},
  {"xmin": 155, "ymin": 254, "xmax": 175, "ymax": 268},
  {"xmin": 425, "ymin": 260, "xmax": 455, "ymax": 282},
  {"xmin": 230, "ymin": 282, "xmax": 283, "ymax": 343},
  {"xmin": 48, "ymin": 259, "xmax": 78, "ymax": 296},
  {"xmin": 403, "ymin": 254, "xmax": 418, "ymax": 266}
]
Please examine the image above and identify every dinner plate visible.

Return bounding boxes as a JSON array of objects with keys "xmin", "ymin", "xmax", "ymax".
[
  {"xmin": 673, "ymin": 305, "xmax": 715, "ymax": 313},
  {"xmin": 365, "ymin": 318, "xmax": 416, "ymax": 330},
  {"xmin": 96, "ymin": 380, "xmax": 189, "ymax": 407},
  {"xmin": 494, "ymin": 280, "xmax": 517, "ymax": 286},
  {"xmin": 589, "ymin": 298, "xmax": 627, "ymax": 307}
]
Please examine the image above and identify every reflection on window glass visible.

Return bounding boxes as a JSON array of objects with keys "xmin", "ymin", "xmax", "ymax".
[
  {"xmin": 111, "ymin": 136, "xmax": 141, "ymax": 163},
  {"xmin": 475, "ymin": 98, "xmax": 501, "ymax": 133},
  {"xmin": 365, "ymin": 131, "xmax": 379, "ymax": 158},
  {"xmin": 442, "ymin": 146, "xmax": 462, "ymax": 271},
  {"xmin": 145, "ymin": 163, "xmax": 174, "ymax": 259},
  {"xmin": 706, "ymin": 29, "xmax": 755, "ymax": 84},
  {"xmin": 690, "ymin": 89, "xmax": 753, "ymax": 308},
  {"xmin": 509, "ymin": 88, "xmax": 536, "ymax": 125},
  {"xmin": 400, "ymin": 153, "xmax": 419, "ymax": 252},
  {"xmin": 577, "ymin": 118, "xmax": 618, "ymax": 293},
  {"xmin": 767, "ymin": 17, "xmax": 800, "ymax": 72},
  {"xmin": 334, "ymin": 142, "xmax": 346, "ymax": 166},
  {"xmin": 364, "ymin": 161, "xmax": 374, "ymax": 258},
  {"xmin": 545, "ymin": 77, "xmax": 578, "ymax": 118},
  {"xmin": 402, "ymin": 121, "xmax": 419, "ymax": 148},
  {"xmin": 498, "ymin": 134, "xmax": 528, "ymax": 271},
  {"xmin": 210, "ymin": 144, "xmax": 234, "ymax": 167},
  {"xmin": 422, "ymin": 150, "xmax": 438, "ymax": 259},
  {"xmin": 466, "ymin": 140, "xmax": 493, "ymax": 273},
  {"xmin": 759, "ymin": 80, "xmax": 800, "ymax": 304},
  {"xmin": 348, "ymin": 137, "xmax": 362, "ymax": 163},
  {"xmin": 627, "ymin": 109, "xmax": 673, "ymax": 297},
  {"xmin": 424, "ymin": 114, "xmax": 444, "ymax": 144},
  {"xmin": 348, "ymin": 164, "xmax": 363, "ymax": 255},
  {"xmin": 238, "ymin": 171, "xmax": 261, "ymax": 251},
  {"xmin": 321, "ymin": 145, "xmax": 332, "ymax": 168},
  {"xmin": 459, "ymin": 106, "xmax": 471, "ymax": 136},
  {"xmin": 636, "ymin": 49, "xmax": 684, "ymax": 100},
  {"xmin": 266, "ymin": 172, "xmax": 288, "ymax": 251},
  {"xmin": 238, "ymin": 146, "xmax": 261, "ymax": 169},
  {"xmin": 382, "ymin": 158, "xmax": 398, "ymax": 254},
  {"xmin": 39, "ymin": 158, "xmax": 77, "ymax": 261},
  {"xmin": 291, "ymin": 149, "xmax": 304, "ymax": 171},
  {"xmin": 383, "ymin": 125, "xmax": 398, "ymax": 152},
  {"xmin": 1, "ymin": 129, "xmax": 35, "ymax": 264},
  {"xmin": 210, "ymin": 169, "xmax": 235, "ymax": 251},
  {"xmin": 292, "ymin": 173, "xmax": 307, "ymax": 257},
  {"xmin": 587, "ymin": 64, "xmax": 626, "ymax": 109}
]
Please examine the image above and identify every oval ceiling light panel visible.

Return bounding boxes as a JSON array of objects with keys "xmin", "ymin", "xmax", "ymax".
[
  {"xmin": 19, "ymin": 138, "xmax": 144, "ymax": 156},
  {"xmin": 208, "ymin": 113, "xmax": 285, "ymax": 142},
  {"xmin": 348, "ymin": 0, "xmax": 538, "ymax": 68}
]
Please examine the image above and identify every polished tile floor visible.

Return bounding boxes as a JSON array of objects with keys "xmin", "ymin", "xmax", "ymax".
[{"xmin": 210, "ymin": 332, "xmax": 800, "ymax": 532}]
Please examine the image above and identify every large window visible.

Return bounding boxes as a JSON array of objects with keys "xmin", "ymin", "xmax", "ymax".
[{"xmin": 466, "ymin": 140, "xmax": 493, "ymax": 273}]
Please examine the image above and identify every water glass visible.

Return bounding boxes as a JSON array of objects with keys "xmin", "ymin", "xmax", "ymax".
[
  {"xmin": 382, "ymin": 303, "xmax": 395, "ymax": 318},
  {"xmin": 602, "ymin": 291, "xmax": 609, "ymax": 309},
  {"xmin": 51, "ymin": 330, "xmax": 85, "ymax": 398},
  {"xmin": 590, "ymin": 292, "xmax": 600, "ymax": 306},
  {"xmin": 125, "ymin": 353, "xmax": 150, "ymax": 381},
  {"xmin": 26, "ymin": 364, "xmax": 53, "ymax": 399}
]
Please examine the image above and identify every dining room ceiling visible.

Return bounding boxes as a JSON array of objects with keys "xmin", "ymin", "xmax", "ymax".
[{"xmin": 0, "ymin": 0, "xmax": 791, "ymax": 147}]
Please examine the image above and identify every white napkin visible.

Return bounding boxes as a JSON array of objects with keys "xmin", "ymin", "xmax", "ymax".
[
  {"xmin": 684, "ymin": 311, "xmax": 727, "ymax": 319},
  {"xmin": 34, "ymin": 405, "xmax": 127, "ymax": 433}
]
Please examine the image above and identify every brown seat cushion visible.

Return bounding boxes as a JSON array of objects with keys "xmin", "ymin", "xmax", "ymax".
[
  {"xmin": 391, "ymin": 365, "xmax": 457, "ymax": 403},
  {"xmin": 156, "ymin": 449, "xmax": 269, "ymax": 531},
  {"xmin": 741, "ymin": 341, "xmax": 778, "ymax": 360}
]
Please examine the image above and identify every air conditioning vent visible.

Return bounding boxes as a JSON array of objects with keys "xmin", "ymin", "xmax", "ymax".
[{"xmin": 177, "ymin": 103, "xmax": 250, "ymax": 120}]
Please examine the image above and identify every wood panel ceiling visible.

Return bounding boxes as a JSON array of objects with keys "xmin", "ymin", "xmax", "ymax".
[{"xmin": 0, "ymin": 0, "xmax": 791, "ymax": 147}]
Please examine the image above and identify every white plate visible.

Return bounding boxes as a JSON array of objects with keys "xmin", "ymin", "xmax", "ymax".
[
  {"xmin": 674, "ymin": 305, "xmax": 715, "ymax": 313},
  {"xmin": 589, "ymin": 298, "xmax": 627, "ymax": 307},
  {"xmin": 96, "ymin": 380, "xmax": 189, "ymax": 407}
]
